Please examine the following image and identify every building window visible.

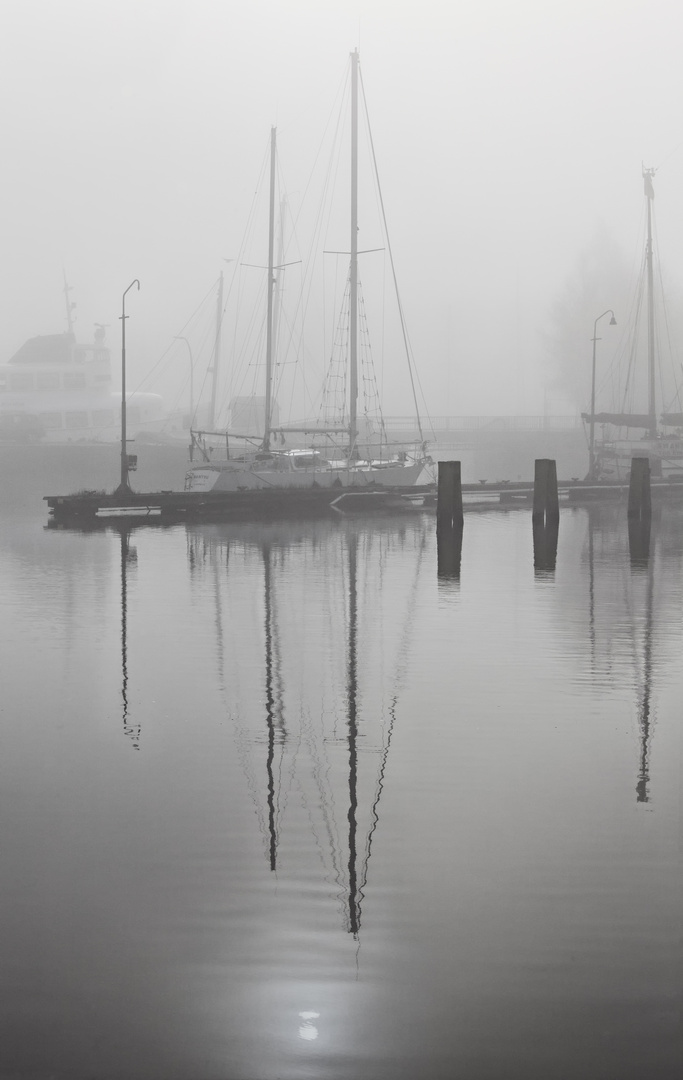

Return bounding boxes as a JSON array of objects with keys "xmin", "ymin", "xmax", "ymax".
[
  {"xmin": 92, "ymin": 410, "xmax": 115, "ymax": 427},
  {"xmin": 37, "ymin": 372, "xmax": 61, "ymax": 390},
  {"xmin": 63, "ymin": 372, "xmax": 86, "ymax": 389},
  {"xmin": 10, "ymin": 373, "xmax": 33, "ymax": 391},
  {"xmin": 39, "ymin": 412, "xmax": 63, "ymax": 429},
  {"xmin": 65, "ymin": 411, "xmax": 89, "ymax": 430}
]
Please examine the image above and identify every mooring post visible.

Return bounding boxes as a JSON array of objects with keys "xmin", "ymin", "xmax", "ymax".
[
  {"xmin": 532, "ymin": 459, "xmax": 559, "ymax": 575},
  {"xmin": 533, "ymin": 515, "xmax": 559, "ymax": 575},
  {"xmin": 546, "ymin": 459, "xmax": 559, "ymax": 523},
  {"xmin": 437, "ymin": 526, "xmax": 463, "ymax": 579},
  {"xmin": 437, "ymin": 461, "xmax": 463, "ymax": 580},
  {"xmin": 437, "ymin": 460, "xmax": 463, "ymax": 531},
  {"xmin": 533, "ymin": 459, "xmax": 559, "ymax": 523},
  {"xmin": 628, "ymin": 517, "xmax": 650, "ymax": 567},
  {"xmin": 628, "ymin": 457, "xmax": 652, "ymax": 521}
]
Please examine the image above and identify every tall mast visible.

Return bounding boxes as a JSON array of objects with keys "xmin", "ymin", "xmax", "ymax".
[
  {"xmin": 644, "ymin": 166, "xmax": 657, "ymax": 439},
  {"xmin": 272, "ymin": 195, "xmax": 287, "ymax": 380},
  {"xmin": 349, "ymin": 48, "xmax": 359, "ymax": 455},
  {"xmin": 208, "ymin": 270, "xmax": 224, "ymax": 431},
  {"xmin": 263, "ymin": 126, "xmax": 277, "ymax": 451}
]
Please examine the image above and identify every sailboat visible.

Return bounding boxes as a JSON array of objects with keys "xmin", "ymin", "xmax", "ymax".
[
  {"xmin": 582, "ymin": 168, "xmax": 683, "ymax": 480},
  {"xmin": 184, "ymin": 51, "xmax": 429, "ymax": 495}
]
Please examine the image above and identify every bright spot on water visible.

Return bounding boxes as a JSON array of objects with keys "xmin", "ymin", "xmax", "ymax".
[{"xmin": 298, "ymin": 1011, "xmax": 320, "ymax": 1041}]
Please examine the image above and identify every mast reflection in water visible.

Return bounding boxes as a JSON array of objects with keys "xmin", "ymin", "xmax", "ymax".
[
  {"xmin": 1, "ymin": 506, "xmax": 679, "ymax": 1078},
  {"xmin": 580, "ymin": 504, "xmax": 677, "ymax": 806},
  {"xmin": 187, "ymin": 517, "xmax": 427, "ymax": 937}
]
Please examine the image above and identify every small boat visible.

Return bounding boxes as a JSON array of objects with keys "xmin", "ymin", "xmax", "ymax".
[
  {"xmin": 185, "ymin": 51, "xmax": 430, "ymax": 494},
  {"xmin": 582, "ymin": 168, "xmax": 683, "ymax": 480}
]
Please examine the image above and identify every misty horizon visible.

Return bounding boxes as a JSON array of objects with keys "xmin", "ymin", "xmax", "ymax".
[{"xmin": 2, "ymin": 0, "xmax": 682, "ymax": 424}]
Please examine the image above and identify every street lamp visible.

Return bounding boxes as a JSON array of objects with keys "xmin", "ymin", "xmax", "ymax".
[
  {"xmin": 116, "ymin": 279, "xmax": 140, "ymax": 495},
  {"xmin": 174, "ymin": 336, "xmax": 194, "ymax": 426},
  {"xmin": 589, "ymin": 309, "xmax": 617, "ymax": 480}
]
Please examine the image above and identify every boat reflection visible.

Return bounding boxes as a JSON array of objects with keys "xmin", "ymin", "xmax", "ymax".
[
  {"xmin": 186, "ymin": 517, "xmax": 428, "ymax": 936},
  {"xmin": 630, "ymin": 525, "xmax": 655, "ymax": 804},
  {"xmin": 580, "ymin": 504, "xmax": 683, "ymax": 804}
]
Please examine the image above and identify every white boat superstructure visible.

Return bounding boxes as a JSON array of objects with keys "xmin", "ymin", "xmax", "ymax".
[
  {"xmin": 0, "ymin": 325, "xmax": 164, "ymax": 444},
  {"xmin": 185, "ymin": 447, "xmax": 425, "ymax": 492}
]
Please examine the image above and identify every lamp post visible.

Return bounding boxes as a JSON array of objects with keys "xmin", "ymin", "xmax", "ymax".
[
  {"xmin": 589, "ymin": 309, "xmax": 617, "ymax": 480},
  {"xmin": 117, "ymin": 279, "xmax": 140, "ymax": 495},
  {"xmin": 174, "ymin": 336, "xmax": 194, "ymax": 426}
]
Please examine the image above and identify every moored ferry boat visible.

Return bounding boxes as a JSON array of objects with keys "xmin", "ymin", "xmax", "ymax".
[{"xmin": 0, "ymin": 326, "xmax": 163, "ymax": 444}]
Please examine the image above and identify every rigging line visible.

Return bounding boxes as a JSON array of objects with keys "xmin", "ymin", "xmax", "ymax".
[
  {"xmin": 163, "ymin": 302, "xmax": 218, "ymax": 422},
  {"xmin": 131, "ymin": 277, "xmax": 219, "ymax": 395},
  {"xmin": 357, "ymin": 528, "xmax": 427, "ymax": 903},
  {"xmin": 297, "ymin": 705, "xmax": 345, "ymax": 891},
  {"xmin": 290, "ymin": 62, "xmax": 350, "ymax": 239},
  {"xmin": 653, "ymin": 142, "xmax": 683, "ymax": 171},
  {"xmin": 620, "ymin": 265, "xmax": 646, "ymax": 415},
  {"xmin": 202, "ymin": 541, "xmax": 269, "ymax": 851},
  {"xmin": 298, "ymin": 76, "xmax": 350, "ymax": 389},
  {"xmin": 359, "ymin": 65, "xmax": 424, "ymax": 445},
  {"xmin": 275, "ymin": 65, "xmax": 349, "ymax": 408},
  {"xmin": 215, "ymin": 140, "xmax": 273, "ymax": 422},
  {"xmin": 652, "ymin": 213, "xmax": 683, "ymax": 413},
  {"xmin": 190, "ymin": 308, "xmax": 221, "ymax": 417}
]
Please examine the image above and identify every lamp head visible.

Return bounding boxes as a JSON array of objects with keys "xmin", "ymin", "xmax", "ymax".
[{"xmin": 609, "ymin": 315, "xmax": 617, "ymax": 325}]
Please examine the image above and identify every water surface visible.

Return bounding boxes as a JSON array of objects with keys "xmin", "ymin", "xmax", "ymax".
[{"xmin": 0, "ymin": 505, "xmax": 679, "ymax": 1079}]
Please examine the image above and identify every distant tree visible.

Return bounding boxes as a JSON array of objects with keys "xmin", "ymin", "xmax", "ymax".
[
  {"xmin": 546, "ymin": 221, "xmax": 683, "ymax": 417},
  {"xmin": 544, "ymin": 225, "xmax": 633, "ymax": 411}
]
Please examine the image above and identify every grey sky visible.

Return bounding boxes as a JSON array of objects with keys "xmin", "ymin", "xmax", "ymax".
[{"xmin": 1, "ymin": 0, "xmax": 681, "ymax": 418}]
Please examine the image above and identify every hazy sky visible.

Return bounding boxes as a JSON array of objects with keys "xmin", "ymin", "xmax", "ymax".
[{"xmin": 1, "ymin": 0, "xmax": 682, "ymax": 419}]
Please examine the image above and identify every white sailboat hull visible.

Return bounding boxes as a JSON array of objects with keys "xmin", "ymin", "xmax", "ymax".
[{"xmin": 185, "ymin": 458, "xmax": 426, "ymax": 493}]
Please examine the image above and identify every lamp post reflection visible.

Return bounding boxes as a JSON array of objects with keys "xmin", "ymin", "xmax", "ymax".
[{"xmin": 119, "ymin": 525, "xmax": 140, "ymax": 749}]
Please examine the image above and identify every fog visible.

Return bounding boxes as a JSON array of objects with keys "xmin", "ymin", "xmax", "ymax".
[{"xmin": 2, "ymin": 0, "xmax": 682, "ymax": 423}]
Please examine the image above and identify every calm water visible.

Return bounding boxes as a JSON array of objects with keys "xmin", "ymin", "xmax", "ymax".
[{"xmin": 0, "ymin": 504, "xmax": 680, "ymax": 1079}]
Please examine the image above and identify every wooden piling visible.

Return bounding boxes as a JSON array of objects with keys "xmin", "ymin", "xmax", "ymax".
[
  {"xmin": 532, "ymin": 459, "xmax": 559, "ymax": 574},
  {"xmin": 533, "ymin": 515, "xmax": 559, "ymax": 575},
  {"xmin": 437, "ymin": 526, "xmax": 462, "ymax": 579},
  {"xmin": 628, "ymin": 457, "xmax": 652, "ymax": 520},
  {"xmin": 437, "ymin": 461, "xmax": 463, "ymax": 530},
  {"xmin": 436, "ymin": 461, "xmax": 463, "ymax": 580},
  {"xmin": 628, "ymin": 517, "xmax": 650, "ymax": 567},
  {"xmin": 532, "ymin": 459, "xmax": 559, "ymax": 523}
]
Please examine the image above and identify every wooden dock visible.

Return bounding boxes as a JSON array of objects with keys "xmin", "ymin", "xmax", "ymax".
[
  {"xmin": 44, "ymin": 476, "xmax": 683, "ymax": 526},
  {"xmin": 44, "ymin": 484, "xmax": 437, "ymax": 525}
]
